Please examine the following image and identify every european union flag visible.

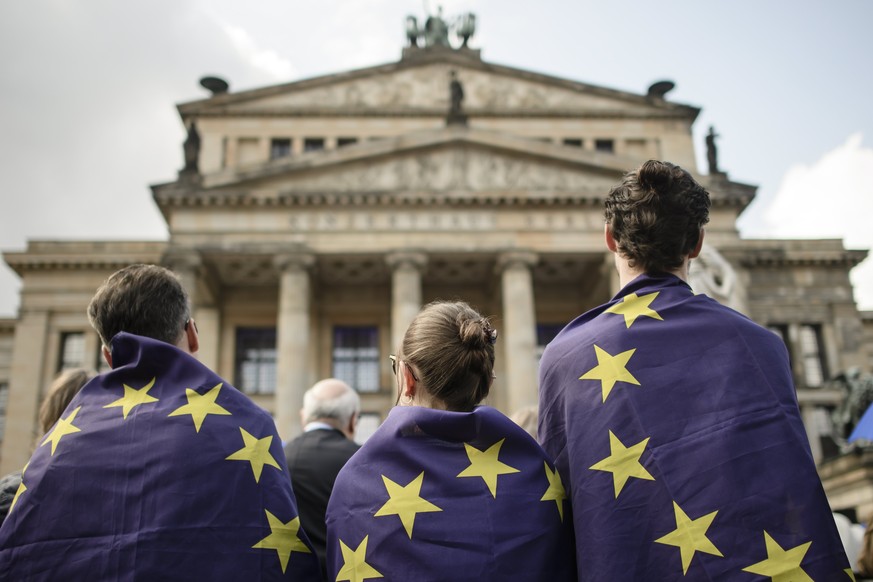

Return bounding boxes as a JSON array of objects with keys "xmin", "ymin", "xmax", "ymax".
[
  {"xmin": 325, "ymin": 405, "xmax": 575, "ymax": 581},
  {"xmin": 0, "ymin": 333, "xmax": 320, "ymax": 581},
  {"xmin": 539, "ymin": 273, "xmax": 851, "ymax": 581}
]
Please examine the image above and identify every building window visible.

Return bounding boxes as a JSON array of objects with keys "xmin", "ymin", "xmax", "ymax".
[
  {"xmin": 536, "ymin": 323, "xmax": 566, "ymax": 361},
  {"xmin": 0, "ymin": 382, "xmax": 8, "ymax": 444},
  {"xmin": 595, "ymin": 139, "xmax": 614, "ymax": 153},
  {"xmin": 235, "ymin": 328, "xmax": 277, "ymax": 395},
  {"xmin": 303, "ymin": 138, "xmax": 325, "ymax": 152},
  {"xmin": 270, "ymin": 138, "xmax": 292, "ymax": 159},
  {"xmin": 332, "ymin": 326, "xmax": 379, "ymax": 393},
  {"xmin": 58, "ymin": 332, "xmax": 85, "ymax": 372},
  {"xmin": 799, "ymin": 324, "xmax": 827, "ymax": 388},
  {"xmin": 562, "ymin": 138, "xmax": 583, "ymax": 147},
  {"xmin": 337, "ymin": 137, "xmax": 358, "ymax": 147}
]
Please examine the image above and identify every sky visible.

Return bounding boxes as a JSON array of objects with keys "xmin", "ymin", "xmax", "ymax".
[{"xmin": 1, "ymin": 0, "xmax": 872, "ymax": 316}]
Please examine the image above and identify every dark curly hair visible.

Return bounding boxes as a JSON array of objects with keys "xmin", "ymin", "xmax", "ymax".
[
  {"xmin": 605, "ymin": 160, "xmax": 711, "ymax": 273},
  {"xmin": 399, "ymin": 301, "xmax": 496, "ymax": 412}
]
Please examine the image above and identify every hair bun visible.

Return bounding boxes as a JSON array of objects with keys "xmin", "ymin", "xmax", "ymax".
[
  {"xmin": 637, "ymin": 160, "xmax": 674, "ymax": 192},
  {"xmin": 458, "ymin": 318, "xmax": 497, "ymax": 348}
]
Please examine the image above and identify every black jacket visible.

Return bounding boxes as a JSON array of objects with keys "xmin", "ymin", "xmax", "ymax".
[{"xmin": 284, "ymin": 428, "xmax": 359, "ymax": 578}]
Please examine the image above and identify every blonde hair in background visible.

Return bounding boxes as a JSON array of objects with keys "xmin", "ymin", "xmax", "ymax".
[{"xmin": 38, "ymin": 368, "xmax": 94, "ymax": 436}]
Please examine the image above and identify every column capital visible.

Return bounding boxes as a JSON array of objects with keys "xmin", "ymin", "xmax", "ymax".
[
  {"xmin": 162, "ymin": 248, "xmax": 203, "ymax": 273},
  {"xmin": 496, "ymin": 250, "xmax": 539, "ymax": 273},
  {"xmin": 273, "ymin": 252, "xmax": 315, "ymax": 273},
  {"xmin": 385, "ymin": 251, "xmax": 428, "ymax": 272}
]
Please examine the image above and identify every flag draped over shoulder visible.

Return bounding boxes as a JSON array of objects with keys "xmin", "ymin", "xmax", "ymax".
[
  {"xmin": 0, "ymin": 332, "xmax": 320, "ymax": 582},
  {"xmin": 538, "ymin": 273, "xmax": 851, "ymax": 581},
  {"xmin": 325, "ymin": 405, "xmax": 575, "ymax": 582}
]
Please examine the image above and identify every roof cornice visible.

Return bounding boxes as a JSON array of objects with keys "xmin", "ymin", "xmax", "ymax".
[
  {"xmin": 178, "ymin": 49, "xmax": 699, "ymax": 121},
  {"xmin": 4, "ymin": 241, "xmax": 167, "ymax": 276},
  {"xmin": 728, "ymin": 244, "xmax": 868, "ymax": 268}
]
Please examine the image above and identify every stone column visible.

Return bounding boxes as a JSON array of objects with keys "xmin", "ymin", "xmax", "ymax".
[
  {"xmin": 497, "ymin": 250, "xmax": 539, "ymax": 415},
  {"xmin": 163, "ymin": 249, "xmax": 220, "ymax": 369},
  {"xmin": 0, "ymin": 310, "xmax": 49, "ymax": 474},
  {"xmin": 274, "ymin": 252, "xmax": 315, "ymax": 441},
  {"xmin": 385, "ymin": 251, "xmax": 427, "ymax": 352}
]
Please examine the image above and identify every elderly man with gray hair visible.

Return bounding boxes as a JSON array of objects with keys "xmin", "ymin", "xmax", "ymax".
[{"xmin": 284, "ymin": 378, "xmax": 361, "ymax": 577}]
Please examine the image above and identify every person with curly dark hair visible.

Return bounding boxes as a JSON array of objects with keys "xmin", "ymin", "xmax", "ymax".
[
  {"xmin": 539, "ymin": 160, "xmax": 850, "ymax": 579},
  {"xmin": 326, "ymin": 301, "xmax": 574, "ymax": 581}
]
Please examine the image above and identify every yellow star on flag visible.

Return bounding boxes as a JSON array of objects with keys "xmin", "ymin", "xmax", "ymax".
[
  {"xmin": 846, "ymin": 569, "xmax": 857, "ymax": 581},
  {"xmin": 336, "ymin": 535, "xmax": 383, "ymax": 582},
  {"xmin": 605, "ymin": 292, "xmax": 663, "ymax": 328},
  {"xmin": 457, "ymin": 438, "xmax": 520, "ymax": 498},
  {"xmin": 579, "ymin": 345, "xmax": 641, "ymax": 402},
  {"xmin": 589, "ymin": 430, "xmax": 654, "ymax": 498},
  {"xmin": 41, "ymin": 406, "xmax": 83, "ymax": 455},
  {"xmin": 9, "ymin": 461, "xmax": 30, "ymax": 515},
  {"xmin": 168, "ymin": 383, "xmax": 232, "ymax": 432},
  {"xmin": 251, "ymin": 510, "xmax": 311, "ymax": 573},
  {"xmin": 374, "ymin": 472, "xmax": 442, "ymax": 538},
  {"xmin": 104, "ymin": 377, "xmax": 159, "ymax": 419},
  {"xmin": 540, "ymin": 462, "xmax": 567, "ymax": 521},
  {"xmin": 741, "ymin": 531, "xmax": 813, "ymax": 582},
  {"xmin": 225, "ymin": 427, "xmax": 281, "ymax": 482},
  {"xmin": 654, "ymin": 501, "xmax": 723, "ymax": 574}
]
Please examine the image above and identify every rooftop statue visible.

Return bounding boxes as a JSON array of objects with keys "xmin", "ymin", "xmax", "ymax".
[
  {"xmin": 706, "ymin": 125, "xmax": 721, "ymax": 175},
  {"xmin": 181, "ymin": 121, "xmax": 201, "ymax": 176},
  {"xmin": 425, "ymin": 6, "xmax": 450, "ymax": 47},
  {"xmin": 405, "ymin": 6, "xmax": 476, "ymax": 49},
  {"xmin": 831, "ymin": 368, "xmax": 873, "ymax": 444},
  {"xmin": 446, "ymin": 70, "xmax": 467, "ymax": 126}
]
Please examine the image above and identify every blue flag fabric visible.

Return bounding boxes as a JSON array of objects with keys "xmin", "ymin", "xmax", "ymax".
[
  {"xmin": 848, "ymin": 403, "xmax": 873, "ymax": 443},
  {"xmin": 325, "ymin": 405, "xmax": 575, "ymax": 581},
  {"xmin": 538, "ymin": 273, "xmax": 850, "ymax": 581},
  {"xmin": 0, "ymin": 333, "xmax": 320, "ymax": 581}
]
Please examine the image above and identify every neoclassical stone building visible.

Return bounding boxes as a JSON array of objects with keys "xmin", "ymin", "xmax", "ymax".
[{"xmin": 0, "ymin": 39, "xmax": 868, "ymax": 476}]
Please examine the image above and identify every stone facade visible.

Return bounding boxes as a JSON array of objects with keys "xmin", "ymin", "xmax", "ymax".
[{"xmin": 0, "ymin": 44, "xmax": 868, "ymax": 477}]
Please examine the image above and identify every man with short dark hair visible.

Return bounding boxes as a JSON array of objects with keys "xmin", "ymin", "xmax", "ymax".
[
  {"xmin": 284, "ymin": 378, "xmax": 360, "ymax": 577},
  {"xmin": 0, "ymin": 264, "xmax": 320, "ymax": 581}
]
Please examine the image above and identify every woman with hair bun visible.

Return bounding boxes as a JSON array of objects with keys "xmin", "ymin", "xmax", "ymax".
[
  {"xmin": 326, "ymin": 300, "xmax": 574, "ymax": 581},
  {"xmin": 539, "ymin": 160, "xmax": 850, "ymax": 579}
]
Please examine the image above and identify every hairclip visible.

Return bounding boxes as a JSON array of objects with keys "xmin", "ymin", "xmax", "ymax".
[{"xmin": 482, "ymin": 321, "xmax": 498, "ymax": 345}]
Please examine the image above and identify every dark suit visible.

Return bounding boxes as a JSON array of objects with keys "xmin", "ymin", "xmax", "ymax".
[{"xmin": 284, "ymin": 427, "xmax": 360, "ymax": 578}]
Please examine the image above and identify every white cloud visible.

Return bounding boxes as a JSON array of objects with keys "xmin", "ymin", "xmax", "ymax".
[
  {"xmin": 219, "ymin": 22, "xmax": 297, "ymax": 81},
  {"xmin": 758, "ymin": 133, "xmax": 873, "ymax": 309}
]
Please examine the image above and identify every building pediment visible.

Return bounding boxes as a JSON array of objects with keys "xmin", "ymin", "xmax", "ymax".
[
  {"xmin": 179, "ymin": 49, "xmax": 698, "ymax": 120},
  {"xmin": 154, "ymin": 127, "xmax": 633, "ymax": 207},
  {"xmin": 154, "ymin": 126, "xmax": 754, "ymax": 215}
]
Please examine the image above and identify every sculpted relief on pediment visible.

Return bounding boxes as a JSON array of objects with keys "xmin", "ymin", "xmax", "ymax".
[
  {"xmin": 235, "ymin": 66, "xmax": 654, "ymax": 114},
  {"xmin": 252, "ymin": 148, "xmax": 619, "ymax": 194}
]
